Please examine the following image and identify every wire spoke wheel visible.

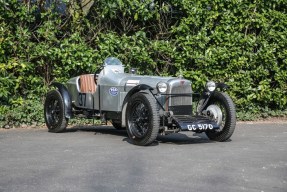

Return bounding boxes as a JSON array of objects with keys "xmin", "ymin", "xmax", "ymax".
[
  {"xmin": 46, "ymin": 100, "xmax": 60, "ymax": 126},
  {"xmin": 44, "ymin": 90, "xmax": 68, "ymax": 133},
  {"xmin": 129, "ymin": 102, "xmax": 149, "ymax": 138},
  {"xmin": 126, "ymin": 91, "xmax": 159, "ymax": 146}
]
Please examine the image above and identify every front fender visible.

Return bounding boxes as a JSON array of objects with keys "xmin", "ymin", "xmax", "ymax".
[
  {"xmin": 216, "ymin": 83, "xmax": 229, "ymax": 91},
  {"xmin": 126, "ymin": 84, "xmax": 154, "ymax": 98},
  {"xmin": 197, "ymin": 83, "xmax": 229, "ymax": 113},
  {"xmin": 51, "ymin": 82, "xmax": 72, "ymax": 119}
]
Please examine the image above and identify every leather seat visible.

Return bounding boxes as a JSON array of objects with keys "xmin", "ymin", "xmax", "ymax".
[{"xmin": 79, "ymin": 74, "xmax": 96, "ymax": 93}]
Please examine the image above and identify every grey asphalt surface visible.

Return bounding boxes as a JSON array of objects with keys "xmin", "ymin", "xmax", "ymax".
[{"xmin": 0, "ymin": 123, "xmax": 286, "ymax": 192}]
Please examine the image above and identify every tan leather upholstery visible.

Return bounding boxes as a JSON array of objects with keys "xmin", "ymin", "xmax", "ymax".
[{"xmin": 79, "ymin": 74, "xmax": 96, "ymax": 93}]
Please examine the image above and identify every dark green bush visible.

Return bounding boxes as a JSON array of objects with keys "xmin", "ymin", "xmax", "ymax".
[{"xmin": 0, "ymin": 0, "xmax": 286, "ymax": 127}]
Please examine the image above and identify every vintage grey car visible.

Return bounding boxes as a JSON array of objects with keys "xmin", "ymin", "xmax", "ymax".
[{"xmin": 44, "ymin": 57, "xmax": 236, "ymax": 146}]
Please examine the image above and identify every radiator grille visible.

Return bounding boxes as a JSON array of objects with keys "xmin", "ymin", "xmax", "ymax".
[
  {"xmin": 170, "ymin": 86, "xmax": 192, "ymax": 106},
  {"xmin": 164, "ymin": 79, "xmax": 192, "ymax": 115}
]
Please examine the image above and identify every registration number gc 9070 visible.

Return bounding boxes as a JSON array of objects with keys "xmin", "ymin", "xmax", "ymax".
[{"xmin": 187, "ymin": 124, "xmax": 214, "ymax": 131}]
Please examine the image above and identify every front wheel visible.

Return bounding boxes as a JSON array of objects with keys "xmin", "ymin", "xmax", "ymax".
[
  {"xmin": 126, "ymin": 91, "xmax": 160, "ymax": 146},
  {"xmin": 204, "ymin": 92, "xmax": 236, "ymax": 141},
  {"xmin": 44, "ymin": 90, "xmax": 68, "ymax": 133}
]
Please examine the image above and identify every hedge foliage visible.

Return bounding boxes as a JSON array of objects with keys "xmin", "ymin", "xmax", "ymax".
[{"xmin": 0, "ymin": 0, "xmax": 287, "ymax": 127}]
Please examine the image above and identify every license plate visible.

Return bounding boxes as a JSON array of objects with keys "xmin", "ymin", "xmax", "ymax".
[{"xmin": 187, "ymin": 124, "xmax": 214, "ymax": 131}]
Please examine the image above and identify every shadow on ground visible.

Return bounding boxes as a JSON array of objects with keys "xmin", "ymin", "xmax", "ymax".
[
  {"xmin": 157, "ymin": 133, "xmax": 214, "ymax": 145},
  {"xmin": 66, "ymin": 125, "xmax": 213, "ymax": 145},
  {"xmin": 67, "ymin": 125, "xmax": 127, "ymax": 137}
]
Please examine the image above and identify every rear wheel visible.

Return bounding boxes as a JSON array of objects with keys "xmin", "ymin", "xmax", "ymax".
[
  {"xmin": 126, "ymin": 91, "xmax": 159, "ymax": 146},
  {"xmin": 44, "ymin": 90, "xmax": 68, "ymax": 133},
  {"xmin": 204, "ymin": 92, "xmax": 236, "ymax": 141}
]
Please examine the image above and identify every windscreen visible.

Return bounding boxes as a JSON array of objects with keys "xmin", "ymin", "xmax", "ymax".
[{"xmin": 104, "ymin": 57, "xmax": 122, "ymax": 66}]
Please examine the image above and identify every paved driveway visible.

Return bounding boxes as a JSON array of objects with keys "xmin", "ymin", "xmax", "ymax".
[{"xmin": 0, "ymin": 123, "xmax": 286, "ymax": 192}]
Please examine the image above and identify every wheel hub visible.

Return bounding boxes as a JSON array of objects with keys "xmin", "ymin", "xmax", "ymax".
[
  {"xmin": 129, "ymin": 102, "xmax": 149, "ymax": 137},
  {"xmin": 206, "ymin": 105, "xmax": 223, "ymax": 125}
]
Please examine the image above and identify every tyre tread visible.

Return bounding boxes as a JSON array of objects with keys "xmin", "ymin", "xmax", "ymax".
[{"xmin": 206, "ymin": 91, "xmax": 236, "ymax": 141}]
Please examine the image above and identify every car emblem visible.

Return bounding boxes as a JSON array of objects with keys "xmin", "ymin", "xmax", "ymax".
[{"xmin": 109, "ymin": 87, "xmax": 119, "ymax": 96}]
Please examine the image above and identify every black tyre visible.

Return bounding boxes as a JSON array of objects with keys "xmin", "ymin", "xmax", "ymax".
[
  {"xmin": 44, "ymin": 90, "xmax": 68, "ymax": 133},
  {"xmin": 204, "ymin": 92, "xmax": 236, "ymax": 141},
  {"xmin": 126, "ymin": 91, "xmax": 160, "ymax": 146},
  {"xmin": 111, "ymin": 120, "xmax": 125, "ymax": 130}
]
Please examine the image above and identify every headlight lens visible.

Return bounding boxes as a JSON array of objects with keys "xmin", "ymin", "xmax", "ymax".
[
  {"xmin": 206, "ymin": 81, "xmax": 216, "ymax": 92},
  {"xmin": 157, "ymin": 82, "xmax": 168, "ymax": 93}
]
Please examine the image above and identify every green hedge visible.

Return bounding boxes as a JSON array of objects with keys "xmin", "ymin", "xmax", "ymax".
[{"xmin": 1, "ymin": 0, "xmax": 287, "ymax": 127}]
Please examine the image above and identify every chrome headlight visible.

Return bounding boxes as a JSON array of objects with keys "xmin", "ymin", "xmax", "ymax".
[
  {"xmin": 157, "ymin": 82, "xmax": 168, "ymax": 93},
  {"xmin": 206, "ymin": 81, "xmax": 216, "ymax": 92}
]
